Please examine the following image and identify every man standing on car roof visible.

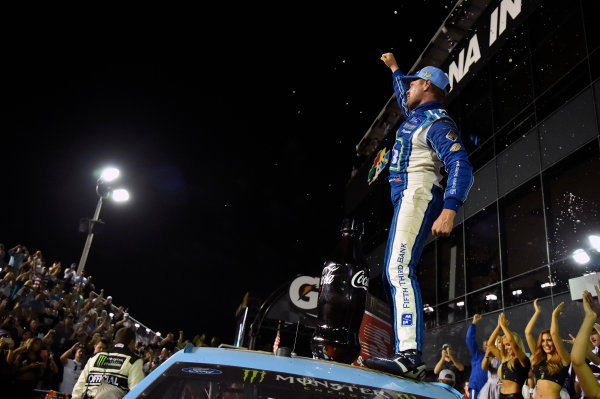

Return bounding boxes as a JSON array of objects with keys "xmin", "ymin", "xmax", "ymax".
[{"xmin": 365, "ymin": 52, "xmax": 473, "ymax": 380}]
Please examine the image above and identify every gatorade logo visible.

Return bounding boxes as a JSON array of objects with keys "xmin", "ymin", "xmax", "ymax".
[
  {"xmin": 288, "ymin": 275, "xmax": 320, "ymax": 311},
  {"xmin": 243, "ymin": 369, "xmax": 266, "ymax": 383}
]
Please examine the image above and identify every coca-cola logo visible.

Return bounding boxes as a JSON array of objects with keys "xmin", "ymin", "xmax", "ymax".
[
  {"xmin": 351, "ymin": 270, "xmax": 369, "ymax": 291},
  {"xmin": 321, "ymin": 265, "xmax": 339, "ymax": 286}
]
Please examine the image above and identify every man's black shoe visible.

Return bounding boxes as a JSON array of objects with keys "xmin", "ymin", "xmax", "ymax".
[{"xmin": 364, "ymin": 350, "xmax": 426, "ymax": 380}]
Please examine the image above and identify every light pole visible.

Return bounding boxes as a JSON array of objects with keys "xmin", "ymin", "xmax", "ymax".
[{"xmin": 77, "ymin": 167, "xmax": 130, "ymax": 276}]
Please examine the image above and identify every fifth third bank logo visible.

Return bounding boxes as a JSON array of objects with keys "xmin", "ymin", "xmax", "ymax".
[{"xmin": 401, "ymin": 313, "xmax": 413, "ymax": 327}]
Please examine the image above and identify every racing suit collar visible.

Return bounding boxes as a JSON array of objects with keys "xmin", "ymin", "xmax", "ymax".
[{"xmin": 412, "ymin": 101, "xmax": 444, "ymax": 113}]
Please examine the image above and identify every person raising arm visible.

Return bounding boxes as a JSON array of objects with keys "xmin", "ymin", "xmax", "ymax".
[
  {"xmin": 526, "ymin": 299, "xmax": 571, "ymax": 399},
  {"xmin": 524, "ymin": 299, "xmax": 542, "ymax": 355},
  {"xmin": 487, "ymin": 313, "xmax": 531, "ymax": 398},
  {"xmin": 572, "ymin": 287, "xmax": 600, "ymax": 399}
]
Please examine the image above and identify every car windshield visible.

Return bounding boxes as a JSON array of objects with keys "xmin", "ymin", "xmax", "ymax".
[{"xmin": 136, "ymin": 361, "xmax": 431, "ymax": 399}]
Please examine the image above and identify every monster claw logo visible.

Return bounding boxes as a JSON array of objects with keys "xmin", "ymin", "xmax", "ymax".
[
  {"xmin": 243, "ymin": 369, "xmax": 266, "ymax": 383},
  {"xmin": 96, "ymin": 355, "xmax": 108, "ymax": 367}
]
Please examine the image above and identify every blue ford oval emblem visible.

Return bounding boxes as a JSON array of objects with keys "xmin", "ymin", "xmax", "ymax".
[{"xmin": 182, "ymin": 367, "xmax": 222, "ymax": 375}]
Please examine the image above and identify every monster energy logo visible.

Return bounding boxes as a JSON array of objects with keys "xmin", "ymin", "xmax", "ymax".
[
  {"xmin": 94, "ymin": 354, "xmax": 125, "ymax": 369},
  {"xmin": 243, "ymin": 369, "xmax": 266, "ymax": 383},
  {"xmin": 97, "ymin": 355, "xmax": 108, "ymax": 366}
]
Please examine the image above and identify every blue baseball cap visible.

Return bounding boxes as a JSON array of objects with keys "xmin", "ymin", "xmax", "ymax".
[{"xmin": 400, "ymin": 66, "xmax": 450, "ymax": 93}]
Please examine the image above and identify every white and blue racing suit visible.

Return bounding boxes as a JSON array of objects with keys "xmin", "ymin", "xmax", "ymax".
[{"xmin": 384, "ymin": 69, "xmax": 473, "ymax": 353}]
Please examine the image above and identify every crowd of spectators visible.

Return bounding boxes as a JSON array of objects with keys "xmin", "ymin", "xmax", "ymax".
[{"xmin": 0, "ymin": 243, "xmax": 219, "ymax": 398}]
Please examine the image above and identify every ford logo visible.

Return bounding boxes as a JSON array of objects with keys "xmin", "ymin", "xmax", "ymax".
[{"xmin": 182, "ymin": 367, "xmax": 222, "ymax": 375}]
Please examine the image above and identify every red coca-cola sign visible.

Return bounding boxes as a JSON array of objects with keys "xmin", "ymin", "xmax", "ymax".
[{"xmin": 353, "ymin": 293, "xmax": 394, "ymax": 367}]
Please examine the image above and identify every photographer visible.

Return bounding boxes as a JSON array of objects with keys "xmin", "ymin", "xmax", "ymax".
[
  {"xmin": 434, "ymin": 343, "xmax": 465, "ymax": 390},
  {"xmin": 59, "ymin": 341, "xmax": 86, "ymax": 395}
]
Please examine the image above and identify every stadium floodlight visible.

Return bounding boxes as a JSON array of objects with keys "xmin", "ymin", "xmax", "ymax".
[
  {"xmin": 590, "ymin": 235, "xmax": 600, "ymax": 252},
  {"xmin": 77, "ymin": 167, "xmax": 130, "ymax": 275},
  {"xmin": 100, "ymin": 167, "xmax": 120, "ymax": 182},
  {"xmin": 573, "ymin": 249, "xmax": 591, "ymax": 264},
  {"xmin": 112, "ymin": 188, "xmax": 130, "ymax": 202}
]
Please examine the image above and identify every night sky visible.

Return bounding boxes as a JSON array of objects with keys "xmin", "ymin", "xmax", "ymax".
[{"xmin": 2, "ymin": 2, "xmax": 454, "ymax": 344}]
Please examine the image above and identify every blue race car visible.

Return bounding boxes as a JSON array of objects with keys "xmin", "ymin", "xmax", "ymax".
[{"xmin": 125, "ymin": 345, "xmax": 462, "ymax": 399}]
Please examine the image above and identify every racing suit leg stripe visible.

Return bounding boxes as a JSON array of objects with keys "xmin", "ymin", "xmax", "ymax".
[
  {"xmin": 382, "ymin": 203, "xmax": 401, "ymax": 329},
  {"xmin": 384, "ymin": 183, "xmax": 442, "ymax": 353},
  {"xmin": 384, "ymin": 200, "xmax": 406, "ymax": 353},
  {"xmin": 386, "ymin": 192, "xmax": 429, "ymax": 353},
  {"xmin": 408, "ymin": 185, "xmax": 443, "ymax": 352}
]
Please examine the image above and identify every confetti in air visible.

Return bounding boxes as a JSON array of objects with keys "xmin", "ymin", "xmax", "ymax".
[{"xmin": 550, "ymin": 192, "xmax": 599, "ymax": 258}]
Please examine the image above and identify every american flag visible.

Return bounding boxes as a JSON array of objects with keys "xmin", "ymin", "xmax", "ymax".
[{"xmin": 273, "ymin": 321, "xmax": 281, "ymax": 353}]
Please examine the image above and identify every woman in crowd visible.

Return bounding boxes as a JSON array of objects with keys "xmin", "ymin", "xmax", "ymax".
[
  {"xmin": 524, "ymin": 299, "xmax": 571, "ymax": 399},
  {"xmin": 480, "ymin": 335, "xmax": 502, "ymax": 399},
  {"xmin": 486, "ymin": 312, "xmax": 530, "ymax": 399},
  {"xmin": 12, "ymin": 337, "xmax": 50, "ymax": 398}
]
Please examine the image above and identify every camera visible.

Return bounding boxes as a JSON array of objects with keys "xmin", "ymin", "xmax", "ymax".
[{"xmin": 442, "ymin": 344, "xmax": 450, "ymax": 350}]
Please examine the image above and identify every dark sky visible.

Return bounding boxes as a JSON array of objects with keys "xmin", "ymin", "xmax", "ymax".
[{"xmin": 2, "ymin": 3, "xmax": 453, "ymax": 344}]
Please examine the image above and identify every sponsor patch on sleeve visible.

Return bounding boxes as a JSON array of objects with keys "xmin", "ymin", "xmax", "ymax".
[
  {"xmin": 450, "ymin": 143, "xmax": 461, "ymax": 152},
  {"xmin": 446, "ymin": 131, "xmax": 457, "ymax": 141}
]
